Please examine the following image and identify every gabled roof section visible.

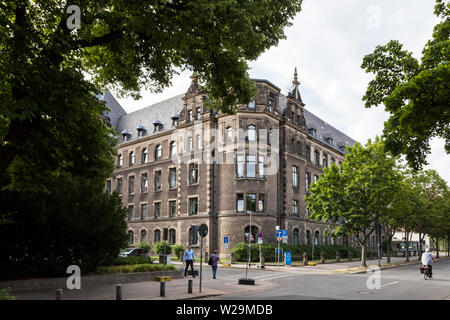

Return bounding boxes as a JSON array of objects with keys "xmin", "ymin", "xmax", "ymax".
[{"xmin": 102, "ymin": 92, "xmax": 127, "ymax": 129}]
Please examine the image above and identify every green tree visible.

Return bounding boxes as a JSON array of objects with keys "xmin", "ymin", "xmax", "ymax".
[
  {"xmin": 306, "ymin": 138, "xmax": 402, "ymax": 267},
  {"xmin": 361, "ymin": 0, "xmax": 449, "ymax": 170},
  {"xmin": 0, "ymin": 0, "xmax": 304, "ymax": 180}
]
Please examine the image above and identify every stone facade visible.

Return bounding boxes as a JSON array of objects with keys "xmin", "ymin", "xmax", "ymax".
[{"xmin": 105, "ymin": 71, "xmax": 356, "ymax": 257}]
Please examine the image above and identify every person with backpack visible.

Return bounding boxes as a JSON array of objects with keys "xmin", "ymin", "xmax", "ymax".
[{"xmin": 208, "ymin": 250, "xmax": 221, "ymax": 279}]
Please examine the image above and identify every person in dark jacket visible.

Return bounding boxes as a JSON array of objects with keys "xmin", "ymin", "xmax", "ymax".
[{"xmin": 209, "ymin": 250, "xmax": 221, "ymax": 279}]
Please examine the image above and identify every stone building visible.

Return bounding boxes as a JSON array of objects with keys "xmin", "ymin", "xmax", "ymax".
[{"xmin": 104, "ymin": 70, "xmax": 357, "ymax": 257}]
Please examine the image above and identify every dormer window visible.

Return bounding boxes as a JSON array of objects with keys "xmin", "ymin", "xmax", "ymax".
[
  {"xmin": 248, "ymin": 100, "xmax": 255, "ymax": 110},
  {"xmin": 137, "ymin": 124, "xmax": 146, "ymax": 137},
  {"xmin": 121, "ymin": 129, "xmax": 131, "ymax": 142},
  {"xmin": 326, "ymin": 137, "xmax": 333, "ymax": 145},
  {"xmin": 309, "ymin": 128, "xmax": 316, "ymax": 137},
  {"xmin": 153, "ymin": 119, "xmax": 163, "ymax": 133},
  {"xmin": 171, "ymin": 112, "xmax": 179, "ymax": 127}
]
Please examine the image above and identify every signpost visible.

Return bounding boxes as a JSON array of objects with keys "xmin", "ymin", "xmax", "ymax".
[
  {"xmin": 257, "ymin": 232, "xmax": 263, "ymax": 267},
  {"xmin": 224, "ymin": 236, "xmax": 229, "ymax": 249},
  {"xmin": 198, "ymin": 224, "xmax": 208, "ymax": 293}
]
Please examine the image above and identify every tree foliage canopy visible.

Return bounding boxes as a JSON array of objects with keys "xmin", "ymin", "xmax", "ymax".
[{"xmin": 361, "ymin": 0, "xmax": 450, "ymax": 170}]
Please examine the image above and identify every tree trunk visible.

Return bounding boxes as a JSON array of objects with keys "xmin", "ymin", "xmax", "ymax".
[
  {"xmin": 404, "ymin": 229, "xmax": 409, "ymax": 262},
  {"xmin": 360, "ymin": 242, "xmax": 367, "ymax": 268},
  {"xmin": 418, "ymin": 232, "xmax": 423, "ymax": 261},
  {"xmin": 386, "ymin": 238, "xmax": 391, "ymax": 264},
  {"xmin": 435, "ymin": 237, "xmax": 439, "ymax": 258}
]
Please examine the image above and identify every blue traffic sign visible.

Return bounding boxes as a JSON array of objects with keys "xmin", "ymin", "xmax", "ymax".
[
  {"xmin": 285, "ymin": 251, "xmax": 292, "ymax": 265},
  {"xmin": 224, "ymin": 236, "xmax": 229, "ymax": 244}
]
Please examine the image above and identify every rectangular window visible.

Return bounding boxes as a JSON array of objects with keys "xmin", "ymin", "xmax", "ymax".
[
  {"xmin": 314, "ymin": 175, "xmax": 318, "ymax": 183},
  {"xmin": 141, "ymin": 173, "xmax": 148, "ymax": 193},
  {"xmin": 117, "ymin": 178, "xmax": 122, "ymax": 196},
  {"xmin": 258, "ymin": 156, "xmax": 264, "ymax": 178},
  {"xmin": 293, "ymin": 200, "xmax": 298, "ymax": 216},
  {"xmin": 154, "ymin": 171, "xmax": 162, "ymax": 191},
  {"xmin": 189, "ymin": 163, "xmax": 198, "ymax": 185},
  {"xmin": 246, "ymin": 155, "xmax": 256, "ymax": 178},
  {"xmin": 169, "ymin": 201, "xmax": 176, "ymax": 217},
  {"xmin": 106, "ymin": 180, "xmax": 111, "ymax": 195},
  {"xmin": 188, "ymin": 110, "xmax": 193, "ymax": 122},
  {"xmin": 189, "ymin": 198, "xmax": 198, "ymax": 216},
  {"xmin": 236, "ymin": 155, "xmax": 244, "ymax": 178},
  {"xmin": 141, "ymin": 203, "xmax": 147, "ymax": 220},
  {"xmin": 187, "ymin": 136, "xmax": 193, "ymax": 152},
  {"xmin": 196, "ymin": 134, "xmax": 201, "ymax": 150},
  {"xmin": 128, "ymin": 205, "xmax": 134, "ymax": 221},
  {"xmin": 226, "ymin": 127, "xmax": 233, "ymax": 144},
  {"xmin": 246, "ymin": 193, "xmax": 256, "ymax": 213},
  {"xmin": 169, "ymin": 168, "xmax": 177, "ymax": 189},
  {"xmin": 292, "ymin": 166, "xmax": 299, "ymax": 187},
  {"xmin": 196, "ymin": 107, "xmax": 201, "ymax": 120},
  {"xmin": 129, "ymin": 151, "xmax": 135, "ymax": 166},
  {"xmin": 258, "ymin": 194, "xmax": 265, "ymax": 212},
  {"xmin": 142, "ymin": 148, "xmax": 148, "ymax": 163},
  {"xmin": 128, "ymin": 176, "xmax": 135, "ymax": 195},
  {"xmin": 305, "ymin": 172, "xmax": 310, "ymax": 191},
  {"xmin": 154, "ymin": 202, "xmax": 161, "ymax": 218},
  {"xmin": 236, "ymin": 194, "xmax": 244, "ymax": 212}
]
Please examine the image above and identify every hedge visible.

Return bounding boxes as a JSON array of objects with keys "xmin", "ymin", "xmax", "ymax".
[
  {"xmin": 231, "ymin": 242, "xmax": 361, "ymax": 262},
  {"xmin": 111, "ymin": 256, "xmax": 152, "ymax": 266},
  {"xmin": 96, "ymin": 263, "xmax": 177, "ymax": 274}
]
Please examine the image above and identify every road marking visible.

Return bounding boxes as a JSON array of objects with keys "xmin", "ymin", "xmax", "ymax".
[{"xmin": 381, "ymin": 281, "xmax": 399, "ymax": 288}]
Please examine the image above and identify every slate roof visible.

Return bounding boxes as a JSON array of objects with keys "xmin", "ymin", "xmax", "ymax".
[
  {"xmin": 112, "ymin": 93, "xmax": 185, "ymax": 144},
  {"xmin": 104, "ymin": 85, "xmax": 357, "ymax": 151},
  {"xmin": 278, "ymin": 92, "xmax": 357, "ymax": 152}
]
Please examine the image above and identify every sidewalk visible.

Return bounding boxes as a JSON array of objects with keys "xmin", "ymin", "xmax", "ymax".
[{"xmin": 177, "ymin": 256, "xmax": 449, "ymax": 275}]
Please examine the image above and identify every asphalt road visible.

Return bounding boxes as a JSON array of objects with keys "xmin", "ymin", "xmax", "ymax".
[{"xmin": 207, "ymin": 258, "xmax": 450, "ymax": 300}]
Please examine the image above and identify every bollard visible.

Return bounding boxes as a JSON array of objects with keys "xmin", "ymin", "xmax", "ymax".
[
  {"xmin": 336, "ymin": 251, "xmax": 340, "ymax": 263},
  {"xmin": 116, "ymin": 284, "xmax": 122, "ymax": 300},
  {"xmin": 303, "ymin": 252, "xmax": 308, "ymax": 266},
  {"xmin": 320, "ymin": 252, "xmax": 326, "ymax": 264},
  {"xmin": 188, "ymin": 279, "xmax": 193, "ymax": 294},
  {"xmin": 348, "ymin": 251, "xmax": 353, "ymax": 262},
  {"xmin": 160, "ymin": 281, "xmax": 166, "ymax": 297},
  {"xmin": 231, "ymin": 252, "xmax": 235, "ymax": 264},
  {"xmin": 260, "ymin": 252, "xmax": 265, "ymax": 269},
  {"xmin": 56, "ymin": 289, "xmax": 63, "ymax": 300}
]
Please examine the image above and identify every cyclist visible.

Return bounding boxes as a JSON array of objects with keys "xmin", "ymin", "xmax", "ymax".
[{"xmin": 421, "ymin": 248, "xmax": 435, "ymax": 278}]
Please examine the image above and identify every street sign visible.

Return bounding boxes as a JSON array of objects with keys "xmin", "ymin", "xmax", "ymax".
[
  {"xmin": 224, "ymin": 236, "xmax": 229, "ymax": 249},
  {"xmin": 198, "ymin": 224, "xmax": 208, "ymax": 237},
  {"xmin": 285, "ymin": 251, "xmax": 292, "ymax": 266},
  {"xmin": 258, "ymin": 238, "xmax": 263, "ymax": 244},
  {"xmin": 257, "ymin": 232, "xmax": 263, "ymax": 239},
  {"xmin": 276, "ymin": 230, "xmax": 282, "ymax": 241},
  {"xmin": 275, "ymin": 248, "xmax": 283, "ymax": 255}
]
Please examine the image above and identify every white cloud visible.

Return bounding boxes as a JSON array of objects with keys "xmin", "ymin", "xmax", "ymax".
[{"xmin": 115, "ymin": 0, "xmax": 448, "ymax": 183}]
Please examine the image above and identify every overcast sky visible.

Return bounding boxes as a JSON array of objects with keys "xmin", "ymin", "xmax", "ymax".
[{"xmin": 115, "ymin": 0, "xmax": 448, "ymax": 183}]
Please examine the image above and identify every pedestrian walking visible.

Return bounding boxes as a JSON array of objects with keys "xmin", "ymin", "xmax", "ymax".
[
  {"xmin": 183, "ymin": 245, "xmax": 195, "ymax": 278},
  {"xmin": 208, "ymin": 250, "xmax": 221, "ymax": 279}
]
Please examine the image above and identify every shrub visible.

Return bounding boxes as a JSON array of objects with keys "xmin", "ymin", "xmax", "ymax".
[
  {"xmin": 112, "ymin": 256, "xmax": 152, "ymax": 266},
  {"xmin": 172, "ymin": 244, "xmax": 185, "ymax": 258},
  {"xmin": 136, "ymin": 241, "xmax": 151, "ymax": 253},
  {"xmin": 153, "ymin": 241, "xmax": 172, "ymax": 255},
  {"xmin": 231, "ymin": 242, "xmax": 361, "ymax": 262},
  {"xmin": 0, "ymin": 288, "xmax": 15, "ymax": 300}
]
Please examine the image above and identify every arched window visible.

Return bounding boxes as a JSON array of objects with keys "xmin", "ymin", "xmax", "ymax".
[
  {"xmin": 226, "ymin": 127, "xmax": 233, "ymax": 144},
  {"xmin": 306, "ymin": 145, "xmax": 311, "ymax": 161},
  {"xmin": 170, "ymin": 141, "xmax": 177, "ymax": 158},
  {"xmin": 297, "ymin": 141, "xmax": 301, "ymax": 155},
  {"xmin": 129, "ymin": 151, "xmax": 135, "ymax": 166},
  {"xmin": 140, "ymin": 230, "xmax": 147, "ymax": 243},
  {"xmin": 293, "ymin": 229, "xmax": 299, "ymax": 245},
  {"xmin": 155, "ymin": 144, "xmax": 162, "ymax": 160},
  {"xmin": 314, "ymin": 150, "xmax": 320, "ymax": 165},
  {"xmin": 154, "ymin": 229, "xmax": 161, "ymax": 243},
  {"xmin": 248, "ymin": 125, "xmax": 256, "ymax": 141},
  {"xmin": 314, "ymin": 231, "xmax": 320, "ymax": 245},
  {"xmin": 244, "ymin": 226, "xmax": 258, "ymax": 243},
  {"xmin": 322, "ymin": 154, "xmax": 328, "ymax": 167},
  {"xmin": 268, "ymin": 129, "xmax": 272, "ymax": 145},
  {"xmin": 169, "ymin": 229, "xmax": 176, "ymax": 245},
  {"xmin": 142, "ymin": 148, "xmax": 148, "ymax": 163},
  {"xmin": 128, "ymin": 230, "xmax": 134, "ymax": 246},
  {"xmin": 306, "ymin": 230, "xmax": 311, "ymax": 246},
  {"xmin": 189, "ymin": 227, "xmax": 198, "ymax": 245}
]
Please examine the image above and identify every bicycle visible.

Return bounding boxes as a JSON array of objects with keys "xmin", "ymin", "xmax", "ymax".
[{"xmin": 420, "ymin": 265, "xmax": 432, "ymax": 280}]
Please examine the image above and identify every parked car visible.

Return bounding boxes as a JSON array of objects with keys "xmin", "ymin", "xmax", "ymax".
[{"xmin": 119, "ymin": 248, "xmax": 148, "ymax": 258}]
